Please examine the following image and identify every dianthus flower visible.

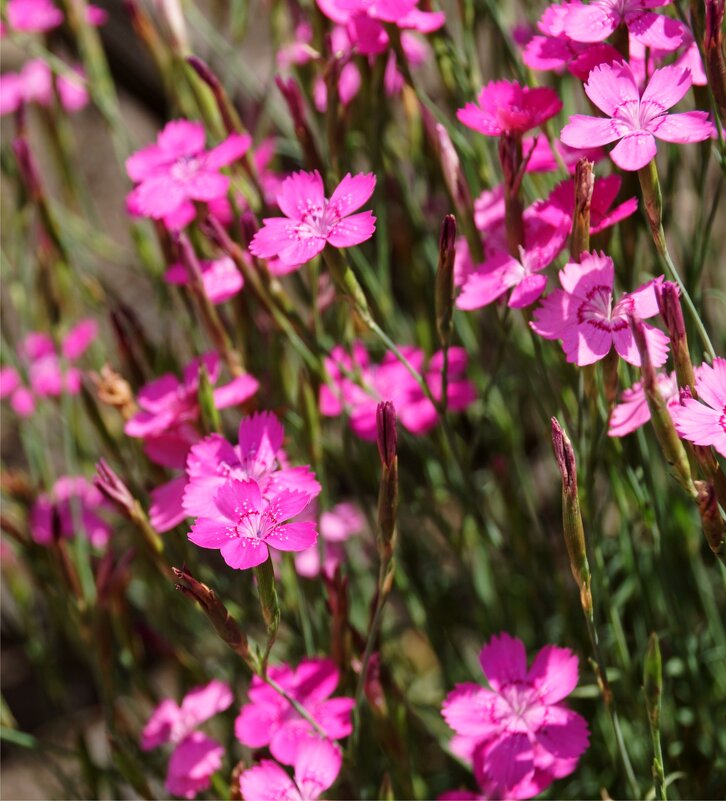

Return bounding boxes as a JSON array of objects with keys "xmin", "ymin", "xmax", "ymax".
[
  {"xmin": 188, "ymin": 478, "xmax": 317, "ymax": 569},
  {"xmin": 294, "ymin": 501, "xmax": 365, "ymax": 578},
  {"xmin": 4, "ymin": 0, "xmax": 106, "ymax": 33},
  {"xmin": 560, "ymin": 61, "xmax": 713, "ymax": 171},
  {"xmin": 235, "ymin": 658, "xmax": 354, "ymax": 764},
  {"xmin": 183, "ymin": 411, "xmax": 321, "ymax": 520},
  {"xmin": 0, "ymin": 59, "xmax": 89, "ymax": 116},
  {"xmin": 671, "ymin": 358, "xmax": 726, "ymax": 457},
  {"xmin": 609, "ymin": 370, "xmax": 680, "ymax": 436},
  {"xmin": 126, "ymin": 120, "xmax": 251, "ymax": 230},
  {"xmin": 164, "ymin": 256, "xmax": 244, "ymax": 305},
  {"xmin": 141, "ymin": 680, "xmax": 232, "ymax": 800},
  {"xmin": 317, "ymin": 0, "xmax": 445, "ymax": 46},
  {"xmin": 249, "ymin": 170, "xmax": 376, "ymax": 267},
  {"xmin": 239, "ymin": 738, "xmax": 342, "ymax": 801},
  {"xmin": 30, "ymin": 476, "xmax": 111, "ymax": 548},
  {"xmin": 457, "ymin": 80, "xmax": 562, "ymax": 138},
  {"xmin": 320, "ymin": 342, "xmax": 476, "ymax": 440},
  {"xmin": 442, "ymin": 633, "xmax": 589, "ymax": 799},
  {"xmin": 531, "ymin": 251, "xmax": 669, "ymax": 367}
]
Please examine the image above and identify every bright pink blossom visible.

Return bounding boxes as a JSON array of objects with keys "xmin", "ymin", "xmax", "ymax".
[
  {"xmin": 239, "ymin": 738, "xmax": 342, "ymax": 801},
  {"xmin": 560, "ymin": 61, "xmax": 713, "ymax": 171},
  {"xmin": 126, "ymin": 120, "xmax": 251, "ymax": 230},
  {"xmin": 457, "ymin": 80, "xmax": 562, "ymax": 137},
  {"xmin": 442, "ymin": 633, "xmax": 589, "ymax": 799},
  {"xmin": 317, "ymin": 0, "xmax": 445, "ymax": 39},
  {"xmin": 561, "ymin": 0, "xmax": 685, "ymax": 50},
  {"xmin": 671, "ymin": 358, "xmax": 726, "ymax": 457},
  {"xmin": 0, "ymin": 60, "xmax": 89, "ymax": 116},
  {"xmin": 531, "ymin": 252, "xmax": 669, "ymax": 367},
  {"xmin": 141, "ymin": 680, "xmax": 232, "ymax": 799},
  {"xmin": 235, "ymin": 658, "xmax": 354, "ymax": 764},
  {"xmin": 183, "ymin": 411, "xmax": 321, "ymax": 520},
  {"xmin": 320, "ymin": 342, "xmax": 476, "ymax": 440},
  {"xmin": 164, "ymin": 256, "xmax": 244, "ymax": 304},
  {"xmin": 30, "ymin": 476, "xmax": 111, "ymax": 548},
  {"xmin": 5, "ymin": 0, "xmax": 106, "ymax": 31},
  {"xmin": 249, "ymin": 171, "xmax": 376, "ymax": 267},
  {"xmin": 609, "ymin": 370, "xmax": 679, "ymax": 436},
  {"xmin": 295, "ymin": 501, "xmax": 365, "ymax": 578},
  {"xmin": 188, "ymin": 478, "xmax": 317, "ymax": 569}
]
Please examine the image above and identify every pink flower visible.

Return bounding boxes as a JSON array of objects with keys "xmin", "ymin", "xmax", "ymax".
[
  {"xmin": 164, "ymin": 256, "xmax": 244, "ymax": 304},
  {"xmin": 442, "ymin": 633, "xmax": 589, "ymax": 800},
  {"xmin": 188, "ymin": 478, "xmax": 317, "ymax": 569},
  {"xmin": 295, "ymin": 501, "xmax": 365, "ymax": 578},
  {"xmin": 561, "ymin": 0, "xmax": 686, "ymax": 51},
  {"xmin": 249, "ymin": 171, "xmax": 376, "ymax": 267},
  {"xmin": 141, "ymin": 680, "xmax": 232, "ymax": 799},
  {"xmin": 609, "ymin": 370, "xmax": 679, "ymax": 436},
  {"xmin": 320, "ymin": 342, "xmax": 476, "ymax": 440},
  {"xmin": 183, "ymin": 411, "xmax": 321, "ymax": 520},
  {"xmin": 126, "ymin": 120, "xmax": 251, "ymax": 230},
  {"xmin": 317, "ymin": 0, "xmax": 445, "ymax": 38},
  {"xmin": 671, "ymin": 358, "xmax": 726, "ymax": 457},
  {"xmin": 239, "ymin": 738, "xmax": 342, "ymax": 801},
  {"xmin": 531, "ymin": 251, "xmax": 669, "ymax": 367},
  {"xmin": 4, "ymin": 0, "xmax": 106, "ymax": 32},
  {"xmin": 0, "ymin": 366, "xmax": 35, "ymax": 416},
  {"xmin": 235, "ymin": 658, "xmax": 354, "ymax": 764},
  {"xmin": 457, "ymin": 80, "xmax": 562, "ymax": 138},
  {"xmin": 30, "ymin": 476, "xmax": 111, "ymax": 548},
  {"xmin": 560, "ymin": 61, "xmax": 713, "ymax": 171},
  {"xmin": 0, "ymin": 59, "xmax": 89, "ymax": 116}
]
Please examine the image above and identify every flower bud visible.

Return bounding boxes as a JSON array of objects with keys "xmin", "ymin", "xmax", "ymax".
[
  {"xmin": 655, "ymin": 281, "xmax": 696, "ymax": 393},
  {"xmin": 154, "ymin": 0, "xmax": 189, "ymax": 53},
  {"xmin": 435, "ymin": 123, "xmax": 471, "ymax": 214},
  {"xmin": 571, "ymin": 158, "xmax": 594, "ymax": 261},
  {"xmin": 551, "ymin": 417, "xmax": 592, "ymax": 616},
  {"xmin": 94, "ymin": 459, "xmax": 136, "ymax": 516},
  {"xmin": 694, "ymin": 480, "xmax": 726, "ymax": 562},
  {"xmin": 705, "ymin": 0, "xmax": 726, "ymax": 126},
  {"xmin": 498, "ymin": 133, "xmax": 525, "ymax": 256},
  {"xmin": 376, "ymin": 401, "xmax": 398, "ymax": 556},
  {"xmin": 376, "ymin": 401, "xmax": 398, "ymax": 470},
  {"xmin": 435, "ymin": 215, "xmax": 457, "ymax": 348},
  {"xmin": 643, "ymin": 632, "xmax": 662, "ymax": 728},
  {"xmin": 12, "ymin": 137, "xmax": 42, "ymax": 201},
  {"xmin": 187, "ymin": 55, "xmax": 247, "ymax": 138}
]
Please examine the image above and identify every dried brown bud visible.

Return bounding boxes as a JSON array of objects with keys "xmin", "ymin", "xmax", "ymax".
[
  {"xmin": 571, "ymin": 158, "xmax": 594, "ymax": 261},
  {"xmin": 376, "ymin": 401, "xmax": 397, "ymax": 469},
  {"xmin": 695, "ymin": 480, "xmax": 726, "ymax": 560},
  {"xmin": 92, "ymin": 365, "xmax": 136, "ymax": 419},
  {"xmin": 655, "ymin": 281, "xmax": 696, "ymax": 393},
  {"xmin": 435, "ymin": 215, "xmax": 457, "ymax": 347}
]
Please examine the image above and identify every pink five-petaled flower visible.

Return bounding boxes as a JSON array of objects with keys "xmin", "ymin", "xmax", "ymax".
[
  {"xmin": 531, "ymin": 251, "xmax": 669, "ymax": 367},
  {"xmin": 457, "ymin": 80, "xmax": 563, "ymax": 138},
  {"xmin": 442, "ymin": 633, "xmax": 589, "ymax": 800},
  {"xmin": 560, "ymin": 61, "xmax": 713, "ymax": 171},
  {"xmin": 164, "ymin": 256, "xmax": 244, "ymax": 305},
  {"xmin": 183, "ymin": 411, "xmax": 321, "ymax": 520},
  {"xmin": 141, "ymin": 680, "xmax": 233, "ymax": 799},
  {"xmin": 671, "ymin": 358, "xmax": 726, "ymax": 457},
  {"xmin": 126, "ymin": 120, "xmax": 251, "ymax": 230},
  {"xmin": 30, "ymin": 476, "xmax": 111, "ymax": 548},
  {"xmin": 249, "ymin": 171, "xmax": 377, "ymax": 267},
  {"xmin": 294, "ymin": 501, "xmax": 365, "ymax": 578},
  {"xmin": 235, "ymin": 658, "xmax": 354, "ymax": 765},
  {"xmin": 609, "ymin": 370, "xmax": 680, "ymax": 436},
  {"xmin": 188, "ymin": 478, "xmax": 317, "ymax": 570},
  {"xmin": 562, "ymin": 0, "xmax": 685, "ymax": 50},
  {"xmin": 239, "ymin": 738, "xmax": 342, "ymax": 801}
]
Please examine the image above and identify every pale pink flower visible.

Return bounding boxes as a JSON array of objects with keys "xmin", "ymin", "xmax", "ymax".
[
  {"xmin": 141, "ymin": 680, "xmax": 232, "ymax": 800},
  {"xmin": 561, "ymin": 0, "xmax": 686, "ymax": 50},
  {"xmin": 295, "ymin": 501, "xmax": 365, "ymax": 578},
  {"xmin": 442, "ymin": 633, "xmax": 589, "ymax": 800},
  {"xmin": 531, "ymin": 251, "xmax": 669, "ymax": 367},
  {"xmin": 457, "ymin": 80, "xmax": 562, "ymax": 138},
  {"xmin": 671, "ymin": 358, "xmax": 726, "ymax": 457},
  {"xmin": 235, "ymin": 658, "xmax": 354, "ymax": 764},
  {"xmin": 560, "ymin": 61, "xmax": 713, "ymax": 171},
  {"xmin": 188, "ymin": 478, "xmax": 317, "ymax": 569},
  {"xmin": 249, "ymin": 171, "xmax": 376, "ymax": 267},
  {"xmin": 30, "ymin": 476, "xmax": 111, "ymax": 548},
  {"xmin": 183, "ymin": 411, "xmax": 321, "ymax": 520},
  {"xmin": 126, "ymin": 120, "xmax": 251, "ymax": 230},
  {"xmin": 0, "ymin": 366, "xmax": 35, "ymax": 416},
  {"xmin": 609, "ymin": 370, "xmax": 679, "ymax": 436},
  {"xmin": 164, "ymin": 256, "xmax": 244, "ymax": 304},
  {"xmin": 239, "ymin": 738, "xmax": 342, "ymax": 801}
]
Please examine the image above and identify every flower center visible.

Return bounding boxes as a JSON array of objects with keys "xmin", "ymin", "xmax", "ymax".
[
  {"xmin": 170, "ymin": 155, "xmax": 201, "ymax": 182},
  {"xmin": 720, "ymin": 406, "xmax": 726, "ymax": 434},
  {"xmin": 231, "ymin": 504, "xmax": 262, "ymax": 539}
]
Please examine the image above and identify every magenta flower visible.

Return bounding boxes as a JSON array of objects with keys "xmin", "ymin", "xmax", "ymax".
[
  {"xmin": 235, "ymin": 658, "xmax": 354, "ymax": 764},
  {"xmin": 320, "ymin": 342, "xmax": 476, "ymax": 440},
  {"xmin": 126, "ymin": 120, "xmax": 251, "ymax": 230},
  {"xmin": 188, "ymin": 478, "xmax": 317, "ymax": 569},
  {"xmin": 671, "ymin": 358, "xmax": 726, "ymax": 457},
  {"xmin": 30, "ymin": 476, "xmax": 111, "ymax": 548},
  {"xmin": 141, "ymin": 680, "xmax": 232, "ymax": 799},
  {"xmin": 164, "ymin": 256, "xmax": 244, "ymax": 305},
  {"xmin": 457, "ymin": 80, "xmax": 562, "ymax": 138},
  {"xmin": 609, "ymin": 370, "xmax": 680, "ymax": 436},
  {"xmin": 442, "ymin": 633, "xmax": 589, "ymax": 800},
  {"xmin": 239, "ymin": 738, "xmax": 342, "ymax": 801},
  {"xmin": 531, "ymin": 252, "xmax": 669, "ymax": 367},
  {"xmin": 183, "ymin": 411, "xmax": 321, "ymax": 520},
  {"xmin": 560, "ymin": 61, "xmax": 713, "ymax": 171},
  {"xmin": 249, "ymin": 171, "xmax": 376, "ymax": 267},
  {"xmin": 0, "ymin": 60, "xmax": 89, "ymax": 117},
  {"xmin": 562, "ymin": 0, "xmax": 685, "ymax": 50},
  {"xmin": 295, "ymin": 501, "xmax": 365, "ymax": 578},
  {"xmin": 5, "ymin": 0, "xmax": 106, "ymax": 32},
  {"xmin": 317, "ymin": 0, "xmax": 445, "ymax": 38}
]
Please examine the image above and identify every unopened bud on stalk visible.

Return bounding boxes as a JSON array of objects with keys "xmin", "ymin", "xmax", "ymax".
[
  {"xmin": 435, "ymin": 124, "xmax": 471, "ymax": 213},
  {"xmin": 637, "ymin": 160, "xmax": 667, "ymax": 256},
  {"xmin": 694, "ymin": 480, "xmax": 726, "ymax": 562},
  {"xmin": 571, "ymin": 159, "xmax": 594, "ymax": 261},
  {"xmin": 630, "ymin": 315, "xmax": 696, "ymax": 497},
  {"xmin": 498, "ymin": 133, "xmax": 525, "ymax": 256},
  {"xmin": 655, "ymin": 281, "xmax": 696, "ymax": 393},
  {"xmin": 12, "ymin": 137, "xmax": 42, "ymax": 201},
  {"xmin": 376, "ymin": 402, "xmax": 398, "ymax": 558},
  {"xmin": 643, "ymin": 632, "xmax": 662, "ymax": 727},
  {"xmin": 435, "ymin": 215, "xmax": 457, "ymax": 348},
  {"xmin": 173, "ymin": 566, "xmax": 253, "ymax": 664},
  {"xmin": 551, "ymin": 417, "xmax": 592, "ymax": 616},
  {"xmin": 187, "ymin": 55, "xmax": 246, "ymax": 138},
  {"xmin": 197, "ymin": 362, "xmax": 222, "ymax": 434},
  {"xmin": 705, "ymin": 0, "xmax": 726, "ymax": 126},
  {"xmin": 154, "ymin": 0, "xmax": 189, "ymax": 53}
]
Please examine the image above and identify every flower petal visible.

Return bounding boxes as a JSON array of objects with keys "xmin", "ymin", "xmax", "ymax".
[
  {"xmin": 479, "ymin": 632, "xmax": 528, "ymax": 691},
  {"xmin": 609, "ymin": 131, "xmax": 658, "ymax": 171}
]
